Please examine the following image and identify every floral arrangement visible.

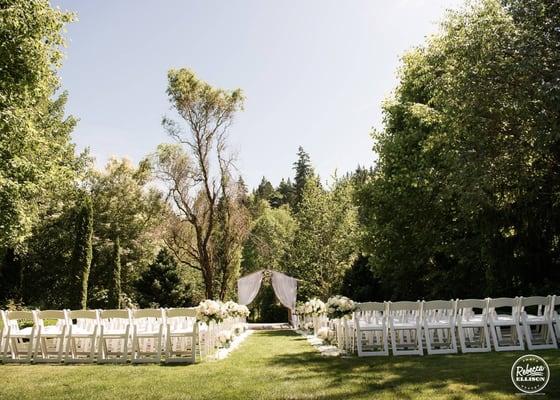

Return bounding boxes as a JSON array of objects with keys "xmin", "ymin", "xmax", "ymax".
[
  {"xmin": 316, "ymin": 327, "xmax": 330, "ymax": 341},
  {"xmin": 224, "ymin": 300, "xmax": 250, "ymax": 318},
  {"xmin": 217, "ymin": 330, "xmax": 232, "ymax": 346},
  {"xmin": 196, "ymin": 299, "xmax": 228, "ymax": 324},
  {"xmin": 303, "ymin": 298, "xmax": 326, "ymax": 316},
  {"xmin": 326, "ymin": 295, "xmax": 356, "ymax": 319}
]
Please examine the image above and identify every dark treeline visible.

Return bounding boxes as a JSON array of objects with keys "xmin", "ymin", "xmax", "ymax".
[{"xmin": 0, "ymin": 0, "xmax": 558, "ymax": 316}]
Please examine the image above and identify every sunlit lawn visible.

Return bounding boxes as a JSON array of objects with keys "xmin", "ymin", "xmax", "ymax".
[{"xmin": 0, "ymin": 330, "xmax": 558, "ymax": 400}]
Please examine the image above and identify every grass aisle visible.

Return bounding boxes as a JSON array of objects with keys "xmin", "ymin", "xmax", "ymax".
[{"xmin": 0, "ymin": 330, "xmax": 559, "ymax": 400}]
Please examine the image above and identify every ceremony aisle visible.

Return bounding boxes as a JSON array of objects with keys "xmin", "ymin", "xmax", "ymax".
[{"xmin": 0, "ymin": 330, "xmax": 558, "ymax": 400}]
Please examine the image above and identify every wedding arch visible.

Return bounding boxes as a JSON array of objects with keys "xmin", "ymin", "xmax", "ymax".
[{"xmin": 237, "ymin": 270, "xmax": 298, "ymax": 321}]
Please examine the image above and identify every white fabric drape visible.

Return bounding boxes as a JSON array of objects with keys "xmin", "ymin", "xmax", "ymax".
[
  {"xmin": 237, "ymin": 270, "xmax": 264, "ymax": 305},
  {"xmin": 271, "ymin": 271, "xmax": 298, "ymax": 310}
]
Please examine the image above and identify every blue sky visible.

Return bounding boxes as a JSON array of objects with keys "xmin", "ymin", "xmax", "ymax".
[{"xmin": 53, "ymin": 0, "xmax": 462, "ymax": 188}]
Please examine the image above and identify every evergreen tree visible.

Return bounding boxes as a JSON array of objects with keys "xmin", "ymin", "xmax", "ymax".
[
  {"xmin": 292, "ymin": 147, "xmax": 314, "ymax": 210},
  {"xmin": 276, "ymin": 178, "xmax": 296, "ymax": 208},
  {"xmin": 70, "ymin": 195, "xmax": 93, "ymax": 309},
  {"xmin": 254, "ymin": 177, "xmax": 276, "ymax": 204},
  {"xmin": 136, "ymin": 249, "xmax": 193, "ymax": 308}
]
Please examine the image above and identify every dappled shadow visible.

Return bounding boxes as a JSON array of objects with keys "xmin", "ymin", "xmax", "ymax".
[{"xmin": 262, "ymin": 331, "xmax": 560, "ymax": 400}]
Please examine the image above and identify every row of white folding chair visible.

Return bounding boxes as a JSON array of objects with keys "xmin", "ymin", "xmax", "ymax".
[
  {"xmin": 353, "ymin": 296, "xmax": 558, "ymax": 357},
  {"xmin": 0, "ymin": 308, "xmax": 199, "ymax": 363}
]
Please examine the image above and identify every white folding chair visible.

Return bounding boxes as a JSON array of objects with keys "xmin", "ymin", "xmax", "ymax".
[
  {"xmin": 65, "ymin": 309, "xmax": 99, "ymax": 363},
  {"xmin": 2, "ymin": 310, "xmax": 36, "ymax": 363},
  {"xmin": 456, "ymin": 299, "xmax": 491, "ymax": 353},
  {"xmin": 354, "ymin": 302, "xmax": 388, "ymax": 356},
  {"xmin": 550, "ymin": 295, "xmax": 560, "ymax": 343},
  {"xmin": 98, "ymin": 309, "xmax": 131, "ymax": 363},
  {"xmin": 33, "ymin": 310, "xmax": 68, "ymax": 363},
  {"xmin": 131, "ymin": 308, "xmax": 165, "ymax": 363},
  {"xmin": 387, "ymin": 301, "xmax": 423, "ymax": 356},
  {"xmin": 422, "ymin": 300, "xmax": 458, "ymax": 355},
  {"xmin": 0, "ymin": 310, "xmax": 6, "ymax": 361},
  {"xmin": 519, "ymin": 296, "xmax": 557, "ymax": 350},
  {"xmin": 165, "ymin": 308, "xmax": 198, "ymax": 363},
  {"xmin": 488, "ymin": 297, "xmax": 524, "ymax": 351}
]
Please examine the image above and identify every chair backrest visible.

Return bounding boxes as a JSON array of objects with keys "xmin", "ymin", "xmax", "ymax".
[
  {"xmin": 520, "ymin": 296, "xmax": 550, "ymax": 314},
  {"xmin": 66, "ymin": 309, "xmax": 99, "ymax": 320},
  {"xmin": 457, "ymin": 298, "xmax": 488, "ymax": 314},
  {"xmin": 488, "ymin": 297, "xmax": 518, "ymax": 309},
  {"xmin": 356, "ymin": 302, "xmax": 386, "ymax": 313},
  {"xmin": 551, "ymin": 295, "xmax": 559, "ymax": 319},
  {"xmin": 5, "ymin": 310, "xmax": 35, "ymax": 331},
  {"xmin": 35, "ymin": 310, "xmax": 67, "ymax": 327},
  {"xmin": 98, "ymin": 309, "xmax": 131, "ymax": 332},
  {"xmin": 422, "ymin": 300, "xmax": 455, "ymax": 311},
  {"xmin": 132, "ymin": 308, "xmax": 164, "ymax": 319},
  {"xmin": 388, "ymin": 301, "xmax": 421, "ymax": 312},
  {"xmin": 165, "ymin": 307, "xmax": 197, "ymax": 318}
]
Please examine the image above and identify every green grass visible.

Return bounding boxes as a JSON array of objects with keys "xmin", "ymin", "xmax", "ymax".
[{"xmin": 0, "ymin": 330, "xmax": 558, "ymax": 399}]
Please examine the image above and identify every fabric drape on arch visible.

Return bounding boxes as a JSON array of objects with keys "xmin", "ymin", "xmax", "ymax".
[
  {"xmin": 237, "ymin": 270, "xmax": 297, "ymax": 311},
  {"xmin": 271, "ymin": 271, "xmax": 297, "ymax": 310},
  {"xmin": 237, "ymin": 270, "xmax": 264, "ymax": 306}
]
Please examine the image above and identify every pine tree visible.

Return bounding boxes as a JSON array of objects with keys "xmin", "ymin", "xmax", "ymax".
[
  {"xmin": 276, "ymin": 178, "xmax": 296, "ymax": 208},
  {"xmin": 70, "ymin": 195, "xmax": 93, "ymax": 309},
  {"xmin": 292, "ymin": 147, "xmax": 314, "ymax": 210},
  {"xmin": 136, "ymin": 249, "xmax": 193, "ymax": 308}
]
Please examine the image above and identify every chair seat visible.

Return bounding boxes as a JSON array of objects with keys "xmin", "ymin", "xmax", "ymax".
[
  {"xmin": 425, "ymin": 319, "xmax": 454, "ymax": 328},
  {"xmin": 358, "ymin": 321, "xmax": 384, "ymax": 330},
  {"xmin": 391, "ymin": 321, "xmax": 419, "ymax": 329},
  {"xmin": 491, "ymin": 315, "xmax": 518, "ymax": 325},
  {"xmin": 9, "ymin": 327, "xmax": 34, "ymax": 337},
  {"xmin": 135, "ymin": 329, "xmax": 163, "ymax": 336},
  {"xmin": 41, "ymin": 326, "xmax": 66, "ymax": 336},
  {"xmin": 168, "ymin": 328, "xmax": 195, "ymax": 335},
  {"xmin": 524, "ymin": 314, "xmax": 549, "ymax": 323},
  {"xmin": 70, "ymin": 326, "xmax": 96, "ymax": 336},
  {"xmin": 102, "ymin": 329, "xmax": 129, "ymax": 336},
  {"xmin": 459, "ymin": 316, "xmax": 485, "ymax": 326}
]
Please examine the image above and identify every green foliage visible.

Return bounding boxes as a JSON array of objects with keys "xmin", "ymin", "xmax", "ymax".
[
  {"xmin": 242, "ymin": 201, "xmax": 296, "ymax": 273},
  {"xmin": 89, "ymin": 158, "xmax": 164, "ymax": 308},
  {"xmin": 358, "ymin": 0, "xmax": 560, "ymax": 300},
  {"xmin": 70, "ymin": 195, "xmax": 93, "ymax": 309},
  {"xmin": 135, "ymin": 249, "xmax": 193, "ymax": 308},
  {"xmin": 290, "ymin": 177, "xmax": 359, "ymax": 300},
  {"xmin": 0, "ymin": 0, "xmax": 78, "ymax": 246},
  {"xmin": 292, "ymin": 147, "xmax": 314, "ymax": 210},
  {"xmin": 108, "ymin": 234, "xmax": 122, "ymax": 309}
]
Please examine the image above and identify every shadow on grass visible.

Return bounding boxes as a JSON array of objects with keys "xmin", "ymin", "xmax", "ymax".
[{"xmin": 262, "ymin": 330, "xmax": 560, "ymax": 400}]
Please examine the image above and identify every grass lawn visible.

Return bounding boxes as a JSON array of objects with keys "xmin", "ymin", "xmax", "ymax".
[{"xmin": 0, "ymin": 330, "xmax": 558, "ymax": 400}]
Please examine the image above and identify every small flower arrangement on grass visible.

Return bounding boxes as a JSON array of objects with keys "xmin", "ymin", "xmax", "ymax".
[
  {"xmin": 325, "ymin": 295, "xmax": 356, "ymax": 319},
  {"xmin": 196, "ymin": 299, "xmax": 228, "ymax": 324},
  {"xmin": 217, "ymin": 330, "xmax": 232, "ymax": 347}
]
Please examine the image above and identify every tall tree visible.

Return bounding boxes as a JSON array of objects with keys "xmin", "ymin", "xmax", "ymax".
[
  {"xmin": 0, "ymin": 0, "xmax": 78, "ymax": 247},
  {"xmin": 70, "ymin": 195, "xmax": 93, "ymax": 309},
  {"xmin": 290, "ymin": 177, "xmax": 359, "ymax": 299},
  {"xmin": 292, "ymin": 147, "xmax": 314, "ymax": 210},
  {"xmin": 152, "ymin": 68, "xmax": 246, "ymax": 300},
  {"xmin": 136, "ymin": 249, "xmax": 193, "ymax": 308},
  {"xmin": 242, "ymin": 201, "xmax": 296, "ymax": 273},
  {"xmin": 357, "ymin": 0, "xmax": 560, "ymax": 300},
  {"xmin": 89, "ymin": 158, "xmax": 164, "ymax": 308}
]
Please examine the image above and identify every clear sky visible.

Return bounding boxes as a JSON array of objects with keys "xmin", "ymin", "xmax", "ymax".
[{"xmin": 53, "ymin": 0, "xmax": 462, "ymax": 189}]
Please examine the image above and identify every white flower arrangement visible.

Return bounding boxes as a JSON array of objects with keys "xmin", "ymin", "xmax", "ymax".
[
  {"xmin": 303, "ymin": 321, "xmax": 314, "ymax": 331},
  {"xmin": 224, "ymin": 300, "xmax": 250, "ymax": 319},
  {"xmin": 196, "ymin": 299, "xmax": 228, "ymax": 324},
  {"xmin": 317, "ymin": 327, "xmax": 330, "ymax": 341},
  {"xmin": 217, "ymin": 330, "xmax": 232, "ymax": 346},
  {"xmin": 326, "ymin": 295, "xmax": 356, "ymax": 319},
  {"xmin": 303, "ymin": 298, "xmax": 326, "ymax": 316}
]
